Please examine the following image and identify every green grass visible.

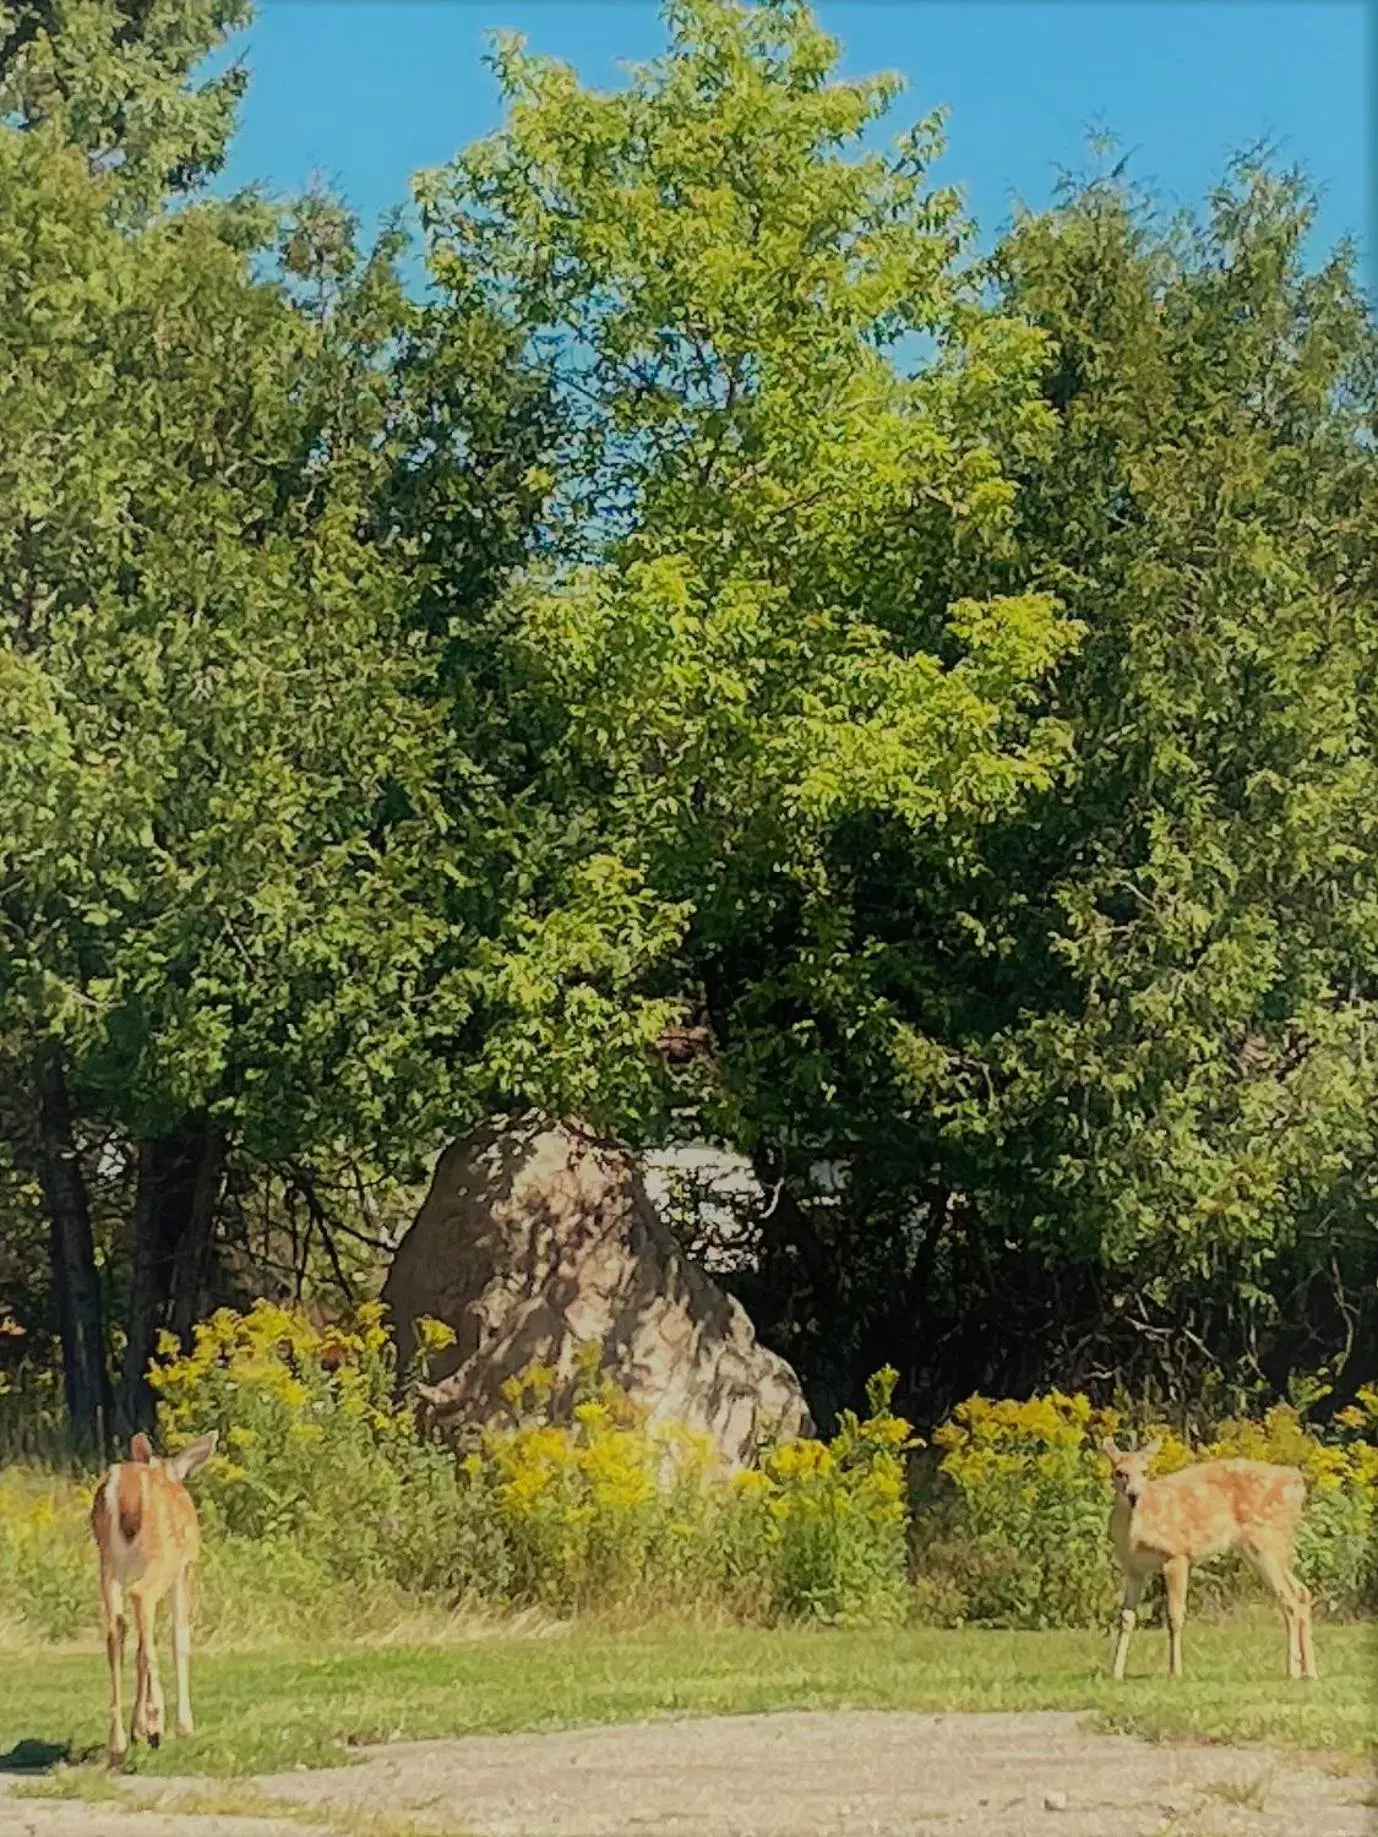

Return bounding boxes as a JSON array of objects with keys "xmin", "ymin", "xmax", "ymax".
[{"xmin": 1, "ymin": 1620, "xmax": 1373, "ymax": 1780}]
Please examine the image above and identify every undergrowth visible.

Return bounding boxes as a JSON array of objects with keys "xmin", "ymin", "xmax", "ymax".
[{"xmin": 1, "ymin": 1301, "xmax": 1374, "ymax": 1647}]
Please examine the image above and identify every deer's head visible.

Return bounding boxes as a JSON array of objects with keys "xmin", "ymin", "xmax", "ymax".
[
  {"xmin": 128, "ymin": 1429, "xmax": 218, "ymax": 1484},
  {"xmin": 1100, "ymin": 1438, "xmax": 1162, "ymax": 1508}
]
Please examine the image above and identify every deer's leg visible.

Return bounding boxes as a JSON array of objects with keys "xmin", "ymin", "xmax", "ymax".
[
  {"xmin": 101, "ymin": 1574, "xmax": 128, "ymax": 1768},
  {"xmin": 1279, "ymin": 1540, "xmax": 1318, "ymax": 1682},
  {"xmin": 172, "ymin": 1564, "xmax": 196, "ymax": 1736},
  {"xmin": 1294, "ymin": 1577, "xmax": 1317, "ymax": 1681},
  {"xmin": 1163, "ymin": 1555, "xmax": 1190, "ymax": 1678},
  {"xmin": 130, "ymin": 1592, "xmax": 166, "ymax": 1746},
  {"xmin": 130, "ymin": 1591, "xmax": 149, "ymax": 1743},
  {"xmin": 1245, "ymin": 1537, "xmax": 1313, "ymax": 1681},
  {"xmin": 1112, "ymin": 1570, "xmax": 1147, "ymax": 1680}
]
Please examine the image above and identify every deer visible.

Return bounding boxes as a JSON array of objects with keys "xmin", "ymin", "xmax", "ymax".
[
  {"xmin": 90, "ymin": 1428, "xmax": 218, "ymax": 1768},
  {"xmin": 1101, "ymin": 1438, "xmax": 1317, "ymax": 1682}
]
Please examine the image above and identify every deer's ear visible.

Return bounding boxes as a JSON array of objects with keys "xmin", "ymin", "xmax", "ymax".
[
  {"xmin": 168, "ymin": 1432, "xmax": 218, "ymax": 1482},
  {"xmin": 1142, "ymin": 1437, "xmax": 1163, "ymax": 1460},
  {"xmin": 129, "ymin": 1432, "xmax": 154, "ymax": 1463},
  {"xmin": 1100, "ymin": 1440, "xmax": 1120, "ymax": 1460}
]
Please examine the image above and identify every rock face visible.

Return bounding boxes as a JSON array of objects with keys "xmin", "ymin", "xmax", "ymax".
[{"xmin": 382, "ymin": 1117, "xmax": 813, "ymax": 1467}]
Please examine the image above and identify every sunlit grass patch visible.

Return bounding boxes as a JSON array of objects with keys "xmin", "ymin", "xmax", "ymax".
[{"xmin": 2, "ymin": 1621, "xmax": 1372, "ymax": 1781}]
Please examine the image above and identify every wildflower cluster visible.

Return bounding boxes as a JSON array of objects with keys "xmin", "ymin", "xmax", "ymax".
[
  {"xmin": 920, "ymin": 1388, "xmax": 1378, "ymax": 1626},
  {"xmin": 142, "ymin": 1307, "xmax": 917, "ymax": 1626},
  {"xmin": 750, "ymin": 1367, "xmax": 917, "ymax": 1623},
  {"xmin": 3, "ymin": 1309, "xmax": 1373, "ymax": 1646},
  {"xmin": 466, "ymin": 1351, "xmax": 915, "ymax": 1622}
]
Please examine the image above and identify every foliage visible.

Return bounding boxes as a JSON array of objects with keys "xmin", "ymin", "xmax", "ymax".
[
  {"xmin": 658, "ymin": 142, "xmax": 1378, "ymax": 1426},
  {"xmin": 0, "ymin": 1465, "xmax": 92, "ymax": 1642},
  {"xmin": 751, "ymin": 1366, "xmax": 915, "ymax": 1622},
  {"xmin": 411, "ymin": 0, "xmax": 1378, "ymax": 1435},
  {"xmin": 0, "ymin": 16, "xmax": 664, "ymax": 1429},
  {"xmin": 0, "ymin": 124, "xmax": 452, "ymax": 1161},
  {"xmin": 3, "ymin": 0, "xmax": 1377, "ymax": 1465},
  {"xmin": 143, "ymin": 1303, "xmax": 916, "ymax": 1626},
  {"xmin": 149, "ymin": 1301, "xmax": 504, "ymax": 1601},
  {"xmin": 918, "ymin": 154, "xmax": 1378, "ymax": 1413},
  {"xmin": 0, "ymin": 88, "xmax": 525, "ymax": 1437},
  {"xmin": 917, "ymin": 1391, "xmax": 1122, "ymax": 1629},
  {"xmin": 0, "ymin": 1344, "xmax": 70, "ymax": 1466},
  {"xmin": 922, "ymin": 1388, "xmax": 1378, "ymax": 1628},
  {"xmin": 412, "ymin": 0, "xmax": 1082, "ymax": 1156},
  {"xmin": 0, "ymin": 0, "xmax": 251, "ymax": 207},
  {"xmin": 3, "ymin": 1292, "xmax": 1372, "ymax": 1652},
  {"xmin": 471, "ymin": 1348, "xmax": 721, "ymax": 1616}
]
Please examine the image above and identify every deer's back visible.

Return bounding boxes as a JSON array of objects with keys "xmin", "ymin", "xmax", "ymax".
[
  {"xmin": 92, "ymin": 1461, "xmax": 202, "ymax": 1590},
  {"xmin": 1128, "ymin": 1458, "xmax": 1306, "ymax": 1562}
]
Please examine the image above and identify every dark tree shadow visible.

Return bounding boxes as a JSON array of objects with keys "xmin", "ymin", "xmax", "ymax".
[{"xmin": 0, "ymin": 1737, "xmax": 97, "ymax": 1773}]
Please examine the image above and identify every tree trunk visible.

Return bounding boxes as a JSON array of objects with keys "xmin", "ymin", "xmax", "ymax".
[
  {"xmin": 35, "ymin": 1055, "xmax": 113, "ymax": 1457},
  {"xmin": 119, "ymin": 1122, "xmax": 223, "ymax": 1431},
  {"xmin": 168, "ymin": 1123, "xmax": 223, "ymax": 1348}
]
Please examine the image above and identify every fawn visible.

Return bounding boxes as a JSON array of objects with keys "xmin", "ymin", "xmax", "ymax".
[
  {"xmin": 1102, "ymin": 1439, "xmax": 1317, "ymax": 1681},
  {"xmin": 90, "ymin": 1429, "xmax": 218, "ymax": 1767}
]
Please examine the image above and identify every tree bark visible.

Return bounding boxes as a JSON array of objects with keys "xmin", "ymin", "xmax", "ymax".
[
  {"xmin": 35, "ymin": 1055, "xmax": 113, "ymax": 1457},
  {"xmin": 119, "ymin": 1121, "xmax": 223, "ymax": 1431},
  {"xmin": 168, "ymin": 1123, "xmax": 223, "ymax": 1348}
]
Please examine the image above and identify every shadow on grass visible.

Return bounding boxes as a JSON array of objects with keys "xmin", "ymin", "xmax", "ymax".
[{"xmin": 0, "ymin": 1738, "xmax": 99, "ymax": 1774}]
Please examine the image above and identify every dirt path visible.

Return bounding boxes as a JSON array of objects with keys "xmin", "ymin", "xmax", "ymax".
[{"xmin": 2, "ymin": 1711, "xmax": 1372, "ymax": 1837}]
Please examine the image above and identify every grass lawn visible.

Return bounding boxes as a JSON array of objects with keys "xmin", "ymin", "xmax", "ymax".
[{"xmin": 1, "ymin": 1619, "xmax": 1373, "ymax": 1780}]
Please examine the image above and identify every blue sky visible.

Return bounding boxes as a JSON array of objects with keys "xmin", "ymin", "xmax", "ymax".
[{"xmin": 216, "ymin": 1, "xmax": 1369, "ymax": 281}]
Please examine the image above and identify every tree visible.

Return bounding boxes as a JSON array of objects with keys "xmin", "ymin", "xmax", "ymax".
[
  {"xmin": 419, "ymin": 7, "xmax": 1378, "ymax": 1428},
  {"xmin": 0, "ymin": 0, "xmax": 250, "ymax": 204},
  {"xmin": 632, "ymin": 148, "xmax": 1378, "ymax": 1425},
  {"xmin": 0, "ymin": 123, "xmax": 462, "ymax": 1442},
  {"xmin": 0, "ymin": 0, "xmax": 258, "ymax": 1449},
  {"xmin": 412, "ymin": 0, "xmax": 1080, "ymax": 1188},
  {"xmin": 921, "ymin": 154, "xmax": 1378, "ymax": 1415}
]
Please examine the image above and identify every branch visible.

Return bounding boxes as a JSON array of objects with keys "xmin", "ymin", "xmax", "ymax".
[{"xmin": 284, "ymin": 1164, "xmax": 357, "ymax": 1301}]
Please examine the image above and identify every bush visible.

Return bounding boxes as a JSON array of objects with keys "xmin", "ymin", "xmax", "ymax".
[
  {"xmin": 914, "ymin": 1387, "xmax": 1378, "ymax": 1628},
  {"xmin": 465, "ymin": 1350, "xmax": 720, "ymax": 1615},
  {"xmin": 0, "ymin": 1467, "xmax": 93, "ymax": 1643},
  {"xmin": 916, "ymin": 1392, "xmax": 1121, "ymax": 1628},
  {"xmin": 753, "ymin": 1368, "xmax": 914, "ymax": 1624},
  {"xmin": 143, "ymin": 1303, "xmax": 916, "ymax": 1629},
  {"xmin": 149, "ymin": 1301, "xmax": 492, "ymax": 1601},
  {"xmin": 2, "ymin": 1305, "xmax": 1372, "ymax": 1649}
]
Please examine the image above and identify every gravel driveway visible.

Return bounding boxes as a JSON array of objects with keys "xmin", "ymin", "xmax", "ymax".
[{"xmin": 2, "ymin": 1710, "xmax": 1371, "ymax": 1837}]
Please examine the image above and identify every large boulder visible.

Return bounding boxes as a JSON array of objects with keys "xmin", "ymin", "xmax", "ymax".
[{"xmin": 382, "ymin": 1116, "xmax": 812, "ymax": 1467}]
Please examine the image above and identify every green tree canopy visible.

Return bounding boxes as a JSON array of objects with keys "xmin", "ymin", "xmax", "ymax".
[
  {"xmin": 412, "ymin": 0, "xmax": 1082, "ymax": 1147},
  {"xmin": 935, "ymin": 156, "xmax": 1378, "ymax": 1411},
  {"xmin": 658, "ymin": 151, "xmax": 1378, "ymax": 1425},
  {"xmin": 0, "ymin": 123, "xmax": 460, "ymax": 1438},
  {"xmin": 0, "ymin": 0, "xmax": 250, "ymax": 203},
  {"xmin": 6, "ymin": 0, "xmax": 1375, "ymax": 1448}
]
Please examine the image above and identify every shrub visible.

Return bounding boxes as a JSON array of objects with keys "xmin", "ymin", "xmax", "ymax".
[
  {"xmin": 466, "ymin": 1350, "xmax": 719, "ymax": 1614},
  {"xmin": 0, "ymin": 1466, "xmax": 92, "ymax": 1643},
  {"xmin": 2, "ymin": 1302, "xmax": 1372, "ymax": 1649},
  {"xmin": 442, "ymin": 1351, "xmax": 915, "ymax": 1624},
  {"xmin": 918, "ymin": 1391, "xmax": 1122, "ymax": 1628},
  {"xmin": 753, "ymin": 1368, "xmax": 915, "ymax": 1625},
  {"xmin": 148, "ymin": 1300, "xmax": 493, "ymax": 1600},
  {"xmin": 915, "ymin": 1387, "xmax": 1378, "ymax": 1628},
  {"xmin": 141, "ymin": 1302, "xmax": 918, "ymax": 1629}
]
